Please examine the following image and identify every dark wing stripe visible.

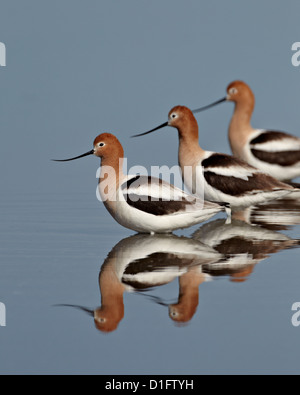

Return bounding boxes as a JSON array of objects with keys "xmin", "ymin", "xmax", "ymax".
[
  {"xmin": 250, "ymin": 131, "xmax": 293, "ymax": 145},
  {"xmin": 202, "ymin": 265, "xmax": 253, "ymax": 277},
  {"xmin": 202, "ymin": 153, "xmax": 255, "ymax": 170},
  {"xmin": 204, "ymin": 171, "xmax": 288, "ymax": 197},
  {"xmin": 124, "ymin": 194, "xmax": 194, "ymax": 216},
  {"xmin": 124, "ymin": 253, "xmax": 191, "ymax": 274},
  {"xmin": 122, "ymin": 252, "xmax": 192, "ymax": 289},
  {"xmin": 213, "ymin": 237, "xmax": 256, "ymax": 256},
  {"xmin": 122, "ymin": 175, "xmax": 141, "ymax": 189},
  {"xmin": 121, "ymin": 175, "xmax": 164, "ymax": 191},
  {"xmin": 251, "ymin": 149, "xmax": 300, "ymax": 167},
  {"xmin": 287, "ymin": 182, "xmax": 300, "ymax": 188}
]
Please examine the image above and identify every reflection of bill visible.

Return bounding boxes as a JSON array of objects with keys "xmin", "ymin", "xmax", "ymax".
[
  {"xmin": 0, "ymin": 302, "xmax": 6, "ymax": 327},
  {"xmin": 292, "ymin": 42, "xmax": 300, "ymax": 67},
  {"xmin": 292, "ymin": 303, "xmax": 300, "ymax": 327},
  {"xmin": 0, "ymin": 42, "xmax": 6, "ymax": 67},
  {"xmin": 57, "ymin": 234, "xmax": 222, "ymax": 332},
  {"xmin": 57, "ymin": 219, "xmax": 300, "ymax": 331},
  {"xmin": 93, "ymin": 234, "xmax": 220, "ymax": 332}
]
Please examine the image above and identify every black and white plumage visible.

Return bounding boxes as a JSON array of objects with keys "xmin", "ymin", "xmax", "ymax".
[
  {"xmin": 55, "ymin": 133, "xmax": 228, "ymax": 234},
  {"xmin": 113, "ymin": 174, "xmax": 228, "ymax": 233},
  {"xmin": 185, "ymin": 151, "xmax": 296, "ymax": 210},
  {"xmin": 243, "ymin": 129, "xmax": 300, "ymax": 181},
  {"xmin": 58, "ymin": 234, "xmax": 223, "ymax": 332},
  {"xmin": 192, "ymin": 80, "xmax": 300, "ymax": 182},
  {"xmin": 132, "ymin": 106, "xmax": 298, "ymax": 212},
  {"xmin": 108, "ymin": 233, "xmax": 223, "ymax": 290},
  {"xmin": 192, "ymin": 217, "xmax": 300, "ymax": 277},
  {"xmin": 251, "ymin": 197, "xmax": 300, "ymax": 230}
]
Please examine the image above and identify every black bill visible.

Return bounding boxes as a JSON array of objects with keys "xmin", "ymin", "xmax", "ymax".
[{"xmin": 52, "ymin": 149, "xmax": 95, "ymax": 162}]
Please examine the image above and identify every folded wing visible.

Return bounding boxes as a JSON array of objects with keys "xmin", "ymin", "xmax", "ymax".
[
  {"xmin": 121, "ymin": 175, "xmax": 221, "ymax": 216},
  {"xmin": 202, "ymin": 153, "xmax": 292, "ymax": 197},
  {"xmin": 250, "ymin": 130, "xmax": 300, "ymax": 167}
]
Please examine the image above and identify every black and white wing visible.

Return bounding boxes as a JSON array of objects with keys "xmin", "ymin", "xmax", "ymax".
[
  {"xmin": 249, "ymin": 130, "xmax": 300, "ymax": 167},
  {"xmin": 202, "ymin": 153, "xmax": 292, "ymax": 197},
  {"xmin": 121, "ymin": 175, "xmax": 225, "ymax": 216}
]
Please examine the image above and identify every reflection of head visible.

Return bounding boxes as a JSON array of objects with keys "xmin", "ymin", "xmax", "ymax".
[
  {"xmin": 92, "ymin": 265, "xmax": 127, "ymax": 334},
  {"xmin": 94, "ymin": 305, "xmax": 124, "ymax": 333},
  {"xmin": 229, "ymin": 267, "xmax": 255, "ymax": 283},
  {"xmin": 169, "ymin": 301, "xmax": 198, "ymax": 323}
]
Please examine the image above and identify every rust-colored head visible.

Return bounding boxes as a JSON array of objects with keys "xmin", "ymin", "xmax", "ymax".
[
  {"xmin": 230, "ymin": 266, "xmax": 255, "ymax": 283},
  {"xmin": 191, "ymin": 80, "xmax": 255, "ymax": 117},
  {"xmin": 226, "ymin": 80, "xmax": 255, "ymax": 106},
  {"xmin": 167, "ymin": 106, "xmax": 197, "ymax": 129},
  {"xmin": 168, "ymin": 106, "xmax": 199, "ymax": 141},
  {"xmin": 169, "ymin": 304, "xmax": 197, "ymax": 323},
  {"xmin": 93, "ymin": 133, "xmax": 124, "ymax": 160},
  {"xmin": 132, "ymin": 105, "xmax": 198, "ymax": 140},
  {"xmin": 94, "ymin": 306, "xmax": 124, "ymax": 333},
  {"xmin": 53, "ymin": 132, "xmax": 124, "ymax": 163}
]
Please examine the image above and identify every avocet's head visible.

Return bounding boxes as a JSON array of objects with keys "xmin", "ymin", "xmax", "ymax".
[
  {"xmin": 132, "ymin": 105, "xmax": 197, "ymax": 138},
  {"xmin": 94, "ymin": 307, "xmax": 124, "ymax": 333},
  {"xmin": 169, "ymin": 304, "xmax": 196, "ymax": 324},
  {"xmin": 192, "ymin": 80, "xmax": 255, "ymax": 115},
  {"xmin": 93, "ymin": 133, "xmax": 123, "ymax": 160},
  {"xmin": 226, "ymin": 80, "xmax": 255, "ymax": 104},
  {"xmin": 52, "ymin": 133, "xmax": 124, "ymax": 162},
  {"xmin": 168, "ymin": 105, "xmax": 196, "ymax": 129}
]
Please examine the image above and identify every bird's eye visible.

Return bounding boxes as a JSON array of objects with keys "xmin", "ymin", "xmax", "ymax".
[
  {"xmin": 229, "ymin": 88, "xmax": 238, "ymax": 95},
  {"xmin": 171, "ymin": 113, "xmax": 177, "ymax": 119},
  {"xmin": 96, "ymin": 317, "xmax": 106, "ymax": 323},
  {"xmin": 169, "ymin": 309, "xmax": 179, "ymax": 318},
  {"xmin": 99, "ymin": 142, "xmax": 105, "ymax": 147}
]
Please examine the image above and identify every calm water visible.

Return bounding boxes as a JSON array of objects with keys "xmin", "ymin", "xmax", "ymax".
[
  {"xmin": 1, "ymin": 192, "xmax": 300, "ymax": 375},
  {"xmin": 1, "ymin": 0, "xmax": 300, "ymax": 377}
]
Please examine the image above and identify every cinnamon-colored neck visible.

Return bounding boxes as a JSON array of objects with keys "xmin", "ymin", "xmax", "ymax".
[
  {"xmin": 170, "ymin": 270, "xmax": 205, "ymax": 323},
  {"xmin": 94, "ymin": 266, "xmax": 125, "ymax": 332},
  {"xmin": 229, "ymin": 99, "xmax": 255, "ymax": 155},
  {"xmin": 100, "ymin": 143, "xmax": 125, "ymax": 183},
  {"xmin": 98, "ymin": 149, "xmax": 125, "ymax": 208},
  {"xmin": 177, "ymin": 117, "xmax": 205, "ymax": 168},
  {"xmin": 230, "ymin": 99, "xmax": 254, "ymax": 130}
]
